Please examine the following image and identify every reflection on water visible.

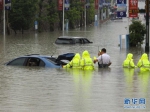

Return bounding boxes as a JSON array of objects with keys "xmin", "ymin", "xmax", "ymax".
[
  {"xmin": 123, "ymin": 68, "xmax": 135, "ymax": 94},
  {"xmin": 138, "ymin": 71, "xmax": 150, "ymax": 96},
  {"xmin": 0, "ymin": 19, "xmax": 150, "ymax": 111},
  {"xmin": 65, "ymin": 68, "xmax": 93, "ymax": 112}
]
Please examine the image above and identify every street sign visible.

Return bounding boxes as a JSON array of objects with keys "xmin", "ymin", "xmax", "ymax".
[
  {"xmin": 129, "ymin": 9, "xmax": 139, "ymax": 13},
  {"xmin": 5, "ymin": 0, "xmax": 11, "ymax": 4},
  {"xmin": 129, "ymin": 0, "xmax": 138, "ymax": 17},
  {"xmin": 85, "ymin": 1, "xmax": 90, "ymax": 8},
  {"xmin": 65, "ymin": 4, "xmax": 70, "ymax": 10},
  {"xmin": 99, "ymin": 0, "xmax": 104, "ymax": 8},
  {"xmin": 5, "ymin": 0, "xmax": 11, "ymax": 10},
  {"xmin": 117, "ymin": 0, "xmax": 126, "ymax": 4},
  {"xmin": 5, "ymin": 3, "xmax": 11, "ymax": 6},
  {"xmin": 95, "ymin": 0, "xmax": 98, "ymax": 9},
  {"xmin": 117, "ymin": 0, "xmax": 126, "ymax": 17},
  {"xmin": 5, "ymin": 6, "xmax": 11, "ymax": 10},
  {"xmin": 86, "ymin": 3, "xmax": 90, "ymax": 8},
  {"xmin": 0, "ymin": 0, "xmax": 3, "ymax": 10},
  {"xmin": 117, "ymin": 11, "xmax": 126, "ymax": 17},
  {"xmin": 117, "ymin": 4, "xmax": 126, "ymax": 12},
  {"xmin": 58, "ymin": 0, "xmax": 63, "ymax": 11},
  {"xmin": 65, "ymin": 0, "xmax": 70, "ymax": 10},
  {"xmin": 117, "ymin": 4, "xmax": 126, "ymax": 17}
]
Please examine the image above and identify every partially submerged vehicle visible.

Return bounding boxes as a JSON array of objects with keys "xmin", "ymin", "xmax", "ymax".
[
  {"xmin": 55, "ymin": 36, "xmax": 93, "ymax": 45},
  {"xmin": 5, "ymin": 53, "xmax": 75, "ymax": 68}
]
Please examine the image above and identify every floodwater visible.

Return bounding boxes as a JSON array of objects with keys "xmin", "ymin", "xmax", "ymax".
[{"xmin": 0, "ymin": 16, "xmax": 150, "ymax": 112}]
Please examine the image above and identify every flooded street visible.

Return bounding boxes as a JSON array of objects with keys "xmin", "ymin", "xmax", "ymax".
[{"xmin": 0, "ymin": 16, "xmax": 150, "ymax": 112}]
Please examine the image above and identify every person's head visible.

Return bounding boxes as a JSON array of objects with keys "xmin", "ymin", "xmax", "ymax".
[
  {"xmin": 101, "ymin": 48, "xmax": 106, "ymax": 54},
  {"xmin": 74, "ymin": 53, "xmax": 80, "ymax": 60},
  {"xmin": 126, "ymin": 53, "xmax": 133, "ymax": 60},
  {"xmin": 82, "ymin": 50, "xmax": 90, "ymax": 58},
  {"xmin": 141, "ymin": 53, "xmax": 148, "ymax": 60}
]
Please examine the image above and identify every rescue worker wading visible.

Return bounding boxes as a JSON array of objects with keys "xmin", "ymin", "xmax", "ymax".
[
  {"xmin": 94, "ymin": 48, "xmax": 111, "ymax": 68},
  {"xmin": 63, "ymin": 53, "xmax": 81, "ymax": 68},
  {"xmin": 137, "ymin": 53, "xmax": 150, "ymax": 72},
  {"xmin": 122, "ymin": 53, "xmax": 136, "ymax": 68},
  {"xmin": 80, "ymin": 50, "xmax": 95, "ymax": 70}
]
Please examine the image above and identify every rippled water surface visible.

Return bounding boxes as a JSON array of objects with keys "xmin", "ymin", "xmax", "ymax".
[{"xmin": 0, "ymin": 16, "xmax": 150, "ymax": 112}]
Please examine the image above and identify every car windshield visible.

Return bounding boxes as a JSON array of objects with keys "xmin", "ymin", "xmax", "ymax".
[
  {"xmin": 55, "ymin": 38, "xmax": 73, "ymax": 44},
  {"xmin": 45, "ymin": 57, "xmax": 69, "ymax": 66},
  {"xmin": 83, "ymin": 38, "xmax": 91, "ymax": 43},
  {"xmin": 45, "ymin": 57, "xmax": 58, "ymax": 65}
]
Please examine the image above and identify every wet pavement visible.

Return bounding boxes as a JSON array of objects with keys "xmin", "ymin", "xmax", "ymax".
[{"xmin": 0, "ymin": 14, "xmax": 150, "ymax": 112}]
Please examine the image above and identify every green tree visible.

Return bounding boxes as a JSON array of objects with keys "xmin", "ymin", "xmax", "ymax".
[
  {"xmin": 86, "ymin": 0, "xmax": 95, "ymax": 25},
  {"xmin": 129, "ymin": 20, "xmax": 146, "ymax": 47},
  {"xmin": 37, "ymin": 0, "xmax": 58, "ymax": 32},
  {"xmin": 0, "ymin": 11, "xmax": 3, "ymax": 32},
  {"xmin": 7, "ymin": 0, "xmax": 95, "ymax": 33},
  {"xmin": 8, "ymin": 0, "xmax": 37, "ymax": 34},
  {"xmin": 66, "ymin": 1, "xmax": 83, "ymax": 29},
  {"xmin": 37, "ymin": 0, "xmax": 44, "ymax": 32},
  {"xmin": 47, "ymin": 0, "xmax": 58, "ymax": 31}
]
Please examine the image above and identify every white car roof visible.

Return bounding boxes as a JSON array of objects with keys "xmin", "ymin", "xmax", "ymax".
[{"xmin": 58, "ymin": 36, "xmax": 84, "ymax": 39}]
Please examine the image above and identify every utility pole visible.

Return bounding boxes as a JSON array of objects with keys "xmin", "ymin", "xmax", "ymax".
[
  {"xmin": 3, "ymin": 0, "xmax": 5, "ymax": 36},
  {"xmin": 62, "ymin": 0, "xmax": 64, "ymax": 31},
  {"xmin": 85, "ymin": 4, "xmax": 86, "ymax": 28},
  {"xmin": 98, "ymin": 0, "xmax": 100, "ymax": 25},
  {"xmin": 126, "ymin": 0, "xmax": 129, "ymax": 35},
  {"xmin": 145, "ymin": 0, "xmax": 149, "ymax": 52}
]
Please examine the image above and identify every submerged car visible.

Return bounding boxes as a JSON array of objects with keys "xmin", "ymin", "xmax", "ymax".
[
  {"xmin": 55, "ymin": 36, "xmax": 93, "ymax": 44},
  {"xmin": 5, "ymin": 53, "xmax": 75, "ymax": 68}
]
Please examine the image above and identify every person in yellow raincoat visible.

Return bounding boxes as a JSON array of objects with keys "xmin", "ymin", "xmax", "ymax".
[
  {"xmin": 122, "ymin": 53, "xmax": 136, "ymax": 68},
  {"xmin": 63, "ymin": 53, "xmax": 81, "ymax": 68},
  {"xmin": 80, "ymin": 50, "xmax": 95, "ymax": 70},
  {"xmin": 137, "ymin": 53, "xmax": 150, "ymax": 72}
]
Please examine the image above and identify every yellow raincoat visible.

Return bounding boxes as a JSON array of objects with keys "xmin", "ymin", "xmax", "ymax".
[
  {"xmin": 63, "ymin": 53, "xmax": 81, "ymax": 68},
  {"xmin": 80, "ymin": 50, "xmax": 95, "ymax": 70},
  {"xmin": 137, "ymin": 53, "xmax": 150, "ymax": 72},
  {"xmin": 122, "ymin": 53, "xmax": 135, "ymax": 68}
]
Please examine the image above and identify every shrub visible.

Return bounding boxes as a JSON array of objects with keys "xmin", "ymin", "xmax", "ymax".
[{"xmin": 129, "ymin": 20, "xmax": 146, "ymax": 47}]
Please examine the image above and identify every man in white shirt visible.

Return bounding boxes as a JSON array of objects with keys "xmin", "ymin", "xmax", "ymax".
[{"xmin": 94, "ymin": 48, "xmax": 112, "ymax": 68}]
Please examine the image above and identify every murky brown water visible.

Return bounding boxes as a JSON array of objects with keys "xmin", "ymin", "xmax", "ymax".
[{"xmin": 0, "ymin": 16, "xmax": 150, "ymax": 112}]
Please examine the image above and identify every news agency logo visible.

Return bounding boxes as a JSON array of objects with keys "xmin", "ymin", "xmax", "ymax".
[{"xmin": 124, "ymin": 98, "xmax": 146, "ymax": 109}]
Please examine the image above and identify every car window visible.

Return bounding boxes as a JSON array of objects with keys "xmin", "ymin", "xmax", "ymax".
[
  {"xmin": 26, "ymin": 58, "xmax": 45, "ymax": 67},
  {"xmin": 75, "ymin": 39, "xmax": 84, "ymax": 44},
  {"xmin": 46, "ymin": 57, "xmax": 58, "ymax": 65},
  {"xmin": 7, "ymin": 57, "xmax": 26, "ymax": 66},
  {"xmin": 75, "ymin": 38, "xmax": 82, "ymax": 44},
  {"xmin": 55, "ymin": 38, "xmax": 73, "ymax": 44},
  {"xmin": 39, "ymin": 60, "xmax": 45, "ymax": 66},
  {"xmin": 83, "ymin": 39, "xmax": 90, "ymax": 43},
  {"xmin": 75, "ymin": 39, "xmax": 79, "ymax": 43}
]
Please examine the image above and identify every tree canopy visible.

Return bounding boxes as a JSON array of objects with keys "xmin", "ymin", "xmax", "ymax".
[
  {"xmin": 6, "ymin": 0, "xmax": 95, "ymax": 34},
  {"xmin": 8, "ymin": 0, "xmax": 38, "ymax": 34},
  {"xmin": 129, "ymin": 20, "xmax": 146, "ymax": 46}
]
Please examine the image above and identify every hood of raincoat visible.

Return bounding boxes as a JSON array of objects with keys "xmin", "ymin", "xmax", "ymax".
[
  {"xmin": 126, "ymin": 53, "xmax": 133, "ymax": 60},
  {"xmin": 82, "ymin": 50, "xmax": 90, "ymax": 58},
  {"xmin": 73, "ymin": 53, "xmax": 80, "ymax": 60},
  {"xmin": 140, "ymin": 53, "xmax": 148, "ymax": 60}
]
